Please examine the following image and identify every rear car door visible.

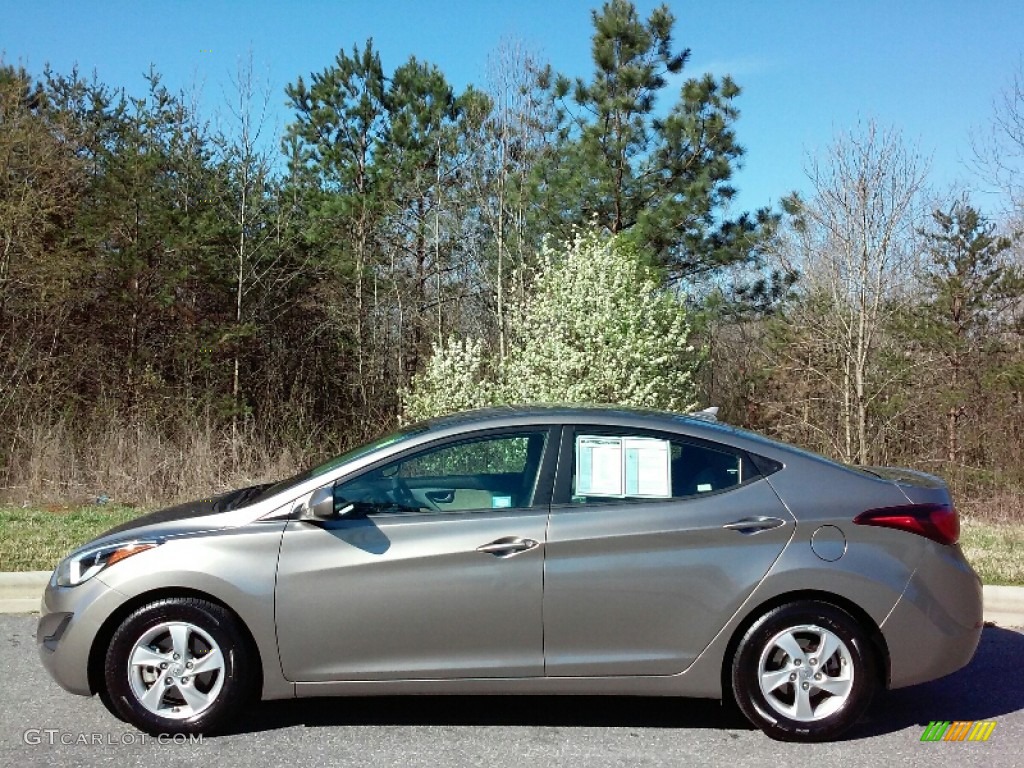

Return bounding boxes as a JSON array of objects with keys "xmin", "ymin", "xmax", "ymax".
[
  {"xmin": 543, "ymin": 424, "xmax": 794, "ymax": 676},
  {"xmin": 276, "ymin": 426, "xmax": 558, "ymax": 682}
]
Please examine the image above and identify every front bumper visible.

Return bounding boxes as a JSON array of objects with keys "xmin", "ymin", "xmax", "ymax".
[
  {"xmin": 881, "ymin": 543, "xmax": 983, "ymax": 689},
  {"xmin": 37, "ymin": 575, "xmax": 128, "ymax": 696}
]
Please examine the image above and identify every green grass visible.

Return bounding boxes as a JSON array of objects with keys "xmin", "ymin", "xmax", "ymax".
[
  {"xmin": 0, "ymin": 505, "xmax": 1021, "ymax": 586},
  {"xmin": 960, "ymin": 518, "xmax": 1024, "ymax": 586},
  {"xmin": 0, "ymin": 505, "xmax": 146, "ymax": 572}
]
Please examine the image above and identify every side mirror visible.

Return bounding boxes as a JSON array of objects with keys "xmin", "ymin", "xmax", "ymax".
[{"xmin": 306, "ymin": 486, "xmax": 336, "ymax": 519}]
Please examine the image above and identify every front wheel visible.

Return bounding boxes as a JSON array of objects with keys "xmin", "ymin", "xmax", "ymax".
[
  {"xmin": 103, "ymin": 597, "xmax": 256, "ymax": 734},
  {"xmin": 731, "ymin": 601, "xmax": 877, "ymax": 742}
]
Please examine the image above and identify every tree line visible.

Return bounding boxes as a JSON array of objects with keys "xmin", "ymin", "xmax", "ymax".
[{"xmin": 1, "ymin": 0, "xmax": 1021, "ymax": 514}]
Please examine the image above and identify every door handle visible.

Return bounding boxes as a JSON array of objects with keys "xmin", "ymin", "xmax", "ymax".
[
  {"xmin": 425, "ymin": 489, "xmax": 456, "ymax": 504},
  {"xmin": 722, "ymin": 516, "xmax": 787, "ymax": 534},
  {"xmin": 476, "ymin": 537, "xmax": 539, "ymax": 557}
]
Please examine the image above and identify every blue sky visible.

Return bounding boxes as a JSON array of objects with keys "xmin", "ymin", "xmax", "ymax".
[{"xmin": 3, "ymin": 0, "xmax": 1022, "ymax": 215}]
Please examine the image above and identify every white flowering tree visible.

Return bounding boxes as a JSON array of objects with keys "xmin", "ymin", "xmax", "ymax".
[
  {"xmin": 401, "ymin": 230, "xmax": 703, "ymax": 422},
  {"xmin": 400, "ymin": 337, "xmax": 496, "ymax": 423}
]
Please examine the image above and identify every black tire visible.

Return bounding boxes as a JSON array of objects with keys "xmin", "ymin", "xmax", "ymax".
[
  {"xmin": 103, "ymin": 597, "xmax": 256, "ymax": 735},
  {"xmin": 731, "ymin": 601, "xmax": 877, "ymax": 742},
  {"xmin": 97, "ymin": 685, "xmax": 126, "ymax": 722}
]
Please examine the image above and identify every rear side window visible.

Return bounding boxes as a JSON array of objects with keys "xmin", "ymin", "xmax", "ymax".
[
  {"xmin": 669, "ymin": 441, "xmax": 742, "ymax": 497},
  {"xmin": 570, "ymin": 431, "xmax": 746, "ymax": 504}
]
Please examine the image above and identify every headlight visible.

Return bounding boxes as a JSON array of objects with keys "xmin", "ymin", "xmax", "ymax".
[{"xmin": 53, "ymin": 540, "xmax": 160, "ymax": 588}]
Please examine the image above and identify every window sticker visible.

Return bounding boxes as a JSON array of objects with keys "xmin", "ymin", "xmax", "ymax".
[
  {"xmin": 491, "ymin": 495, "xmax": 513, "ymax": 509},
  {"xmin": 623, "ymin": 437, "xmax": 671, "ymax": 497},
  {"xmin": 576, "ymin": 435, "xmax": 672, "ymax": 499},
  {"xmin": 576, "ymin": 436, "xmax": 624, "ymax": 496}
]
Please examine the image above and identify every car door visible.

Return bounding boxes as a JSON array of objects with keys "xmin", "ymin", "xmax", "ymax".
[
  {"xmin": 542, "ymin": 424, "xmax": 794, "ymax": 677},
  {"xmin": 275, "ymin": 426, "xmax": 557, "ymax": 682}
]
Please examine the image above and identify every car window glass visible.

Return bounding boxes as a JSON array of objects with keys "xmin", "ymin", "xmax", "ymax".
[
  {"xmin": 251, "ymin": 423, "xmax": 428, "ymax": 504},
  {"xmin": 336, "ymin": 432, "xmax": 547, "ymax": 515},
  {"xmin": 571, "ymin": 432, "xmax": 742, "ymax": 504}
]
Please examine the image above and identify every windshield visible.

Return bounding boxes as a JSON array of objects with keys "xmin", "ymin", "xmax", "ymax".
[{"xmin": 250, "ymin": 423, "xmax": 429, "ymax": 504}]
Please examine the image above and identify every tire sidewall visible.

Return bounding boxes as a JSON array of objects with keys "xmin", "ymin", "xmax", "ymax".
[
  {"xmin": 732, "ymin": 602, "xmax": 876, "ymax": 742},
  {"xmin": 104, "ymin": 598, "xmax": 250, "ymax": 735}
]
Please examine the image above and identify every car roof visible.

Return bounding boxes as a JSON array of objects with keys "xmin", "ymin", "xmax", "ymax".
[
  {"xmin": 419, "ymin": 404, "xmax": 835, "ymax": 467},
  {"xmin": 422, "ymin": 404, "xmax": 697, "ymax": 428}
]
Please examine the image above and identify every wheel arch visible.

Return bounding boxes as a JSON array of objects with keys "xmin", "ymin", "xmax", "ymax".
[
  {"xmin": 87, "ymin": 587, "xmax": 265, "ymax": 700},
  {"xmin": 719, "ymin": 589, "xmax": 891, "ymax": 702}
]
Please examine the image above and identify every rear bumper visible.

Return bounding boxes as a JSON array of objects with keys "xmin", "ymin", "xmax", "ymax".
[{"xmin": 881, "ymin": 543, "xmax": 983, "ymax": 689}]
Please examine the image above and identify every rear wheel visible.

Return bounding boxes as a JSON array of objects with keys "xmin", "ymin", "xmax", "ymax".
[
  {"xmin": 103, "ymin": 597, "xmax": 255, "ymax": 734},
  {"xmin": 731, "ymin": 601, "xmax": 877, "ymax": 742}
]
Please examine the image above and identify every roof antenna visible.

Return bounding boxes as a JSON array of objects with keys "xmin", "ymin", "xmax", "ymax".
[{"xmin": 693, "ymin": 406, "xmax": 719, "ymax": 421}]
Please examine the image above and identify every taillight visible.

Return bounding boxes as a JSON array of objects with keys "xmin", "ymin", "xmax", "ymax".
[{"xmin": 853, "ymin": 503, "xmax": 959, "ymax": 545}]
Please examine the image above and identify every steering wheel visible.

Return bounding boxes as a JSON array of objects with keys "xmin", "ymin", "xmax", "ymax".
[{"xmin": 387, "ymin": 475, "xmax": 421, "ymax": 511}]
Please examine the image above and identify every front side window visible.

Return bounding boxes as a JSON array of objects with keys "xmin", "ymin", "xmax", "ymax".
[
  {"xmin": 571, "ymin": 431, "xmax": 744, "ymax": 504},
  {"xmin": 252, "ymin": 423, "xmax": 428, "ymax": 504},
  {"xmin": 335, "ymin": 431, "xmax": 548, "ymax": 515}
]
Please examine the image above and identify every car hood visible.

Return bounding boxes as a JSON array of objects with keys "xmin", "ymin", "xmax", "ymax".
[{"xmin": 96, "ymin": 483, "xmax": 274, "ymax": 540}]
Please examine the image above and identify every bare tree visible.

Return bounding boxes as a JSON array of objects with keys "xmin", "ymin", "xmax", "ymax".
[
  {"xmin": 971, "ymin": 59, "xmax": 1024, "ymax": 213},
  {"xmin": 463, "ymin": 38, "xmax": 554, "ymax": 358},
  {"xmin": 780, "ymin": 121, "xmax": 929, "ymax": 464},
  {"xmin": 215, "ymin": 50, "xmax": 280, "ymax": 450}
]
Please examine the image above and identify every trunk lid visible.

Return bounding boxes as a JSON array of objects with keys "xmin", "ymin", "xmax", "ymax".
[{"xmin": 860, "ymin": 466, "xmax": 952, "ymax": 506}]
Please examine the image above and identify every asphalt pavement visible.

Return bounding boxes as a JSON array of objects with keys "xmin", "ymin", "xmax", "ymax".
[{"xmin": 1, "ymin": 615, "xmax": 1022, "ymax": 768}]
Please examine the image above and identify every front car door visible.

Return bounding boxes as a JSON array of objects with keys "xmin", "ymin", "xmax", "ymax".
[
  {"xmin": 543, "ymin": 423, "xmax": 794, "ymax": 676},
  {"xmin": 276, "ymin": 426, "xmax": 558, "ymax": 682}
]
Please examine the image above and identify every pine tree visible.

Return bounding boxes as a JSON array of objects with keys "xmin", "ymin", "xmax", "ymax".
[
  {"xmin": 915, "ymin": 200, "xmax": 1021, "ymax": 465},
  {"xmin": 534, "ymin": 0, "xmax": 775, "ymax": 288}
]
